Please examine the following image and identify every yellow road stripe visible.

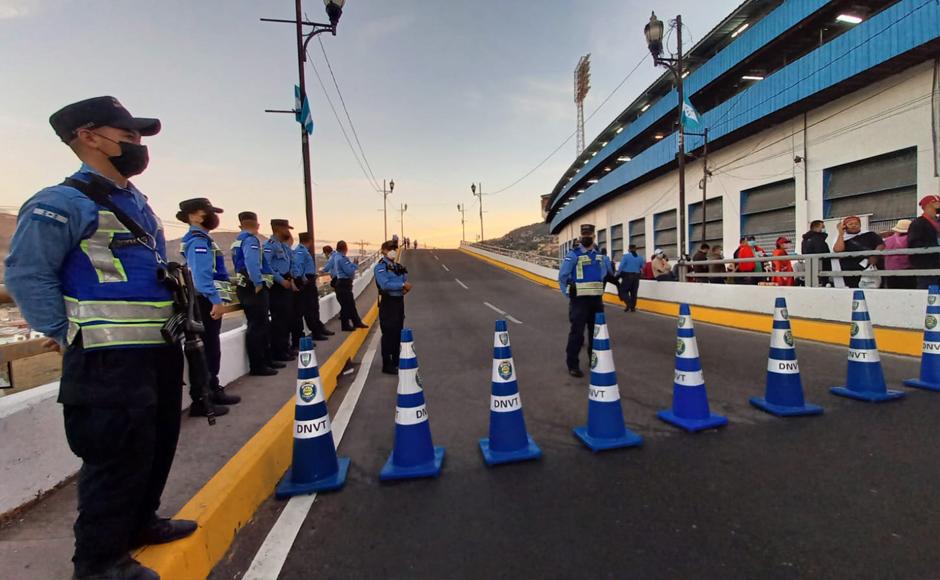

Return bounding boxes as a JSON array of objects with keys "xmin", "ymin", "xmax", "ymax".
[
  {"xmin": 136, "ymin": 301, "xmax": 379, "ymax": 579},
  {"xmin": 459, "ymin": 248, "xmax": 920, "ymax": 357}
]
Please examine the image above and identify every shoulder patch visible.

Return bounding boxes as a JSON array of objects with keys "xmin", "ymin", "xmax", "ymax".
[
  {"xmin": 194, "ymin": 247, "xmax": 209, "ymax": 254},
  {"xmin": 31, "ymin": 203, "xmax": 69, "ymax": 225},
  {"xmin": 263, "ymin": 248, "xmax": 272, "ymax": 253},
  {"xmin": 251, "ymin": 244, "xmax": 260, "ymax": 250}
]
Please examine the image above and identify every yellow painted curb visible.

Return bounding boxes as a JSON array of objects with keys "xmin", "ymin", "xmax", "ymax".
[
  {"xmin": 460, "ymin": 248, "xmax": 921, "ymax": 357},
  {"xmin": 136, "ymin": 301, "xmax": 379, "ymax": 579}
]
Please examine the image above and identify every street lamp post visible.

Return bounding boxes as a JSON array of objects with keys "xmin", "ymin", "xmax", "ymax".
[
  {"xmin": 471, "ymin": 183, "xmax": 484, "ymax": 242},
  {"xmin": 644, "ymin": 11, "xmax": 688, "ymax": 256},
  {"xmin": 457, "ymin": 203, "xmax": 466, "ymax": 243},
  {"xmin": 383, "ymin": 178, "xmax": 395, "ymax": 241},
  {"xmin": 399, "ymin": 203, "xmax": 408, "ymax": 242},
  {"xmin": 262, "ymin": 0, "xmax": 346, "ymax": 261}
]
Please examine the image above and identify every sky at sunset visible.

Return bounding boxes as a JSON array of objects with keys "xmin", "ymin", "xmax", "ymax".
[{"xmin": 0, "ymin": 0, "xmax": 740, "ymax": 248}]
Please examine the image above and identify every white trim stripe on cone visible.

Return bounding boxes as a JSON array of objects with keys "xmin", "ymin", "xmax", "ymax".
[
  {"xmin": 493, "ymin": 331, "xmax": 511, "ymax": 348},
  {"xmin": 849, "ymin": 348, "xmax": 881, "ymax": 363},
  {"xmin": 770, "ymin": 329, "xmax": 795, "ymax": 350},
  {"xmin": 593, "ymin": 323, "xmax": 610, "ymax": 340},
  {"xmin": 400, "ymin": 341, "xmax": 416, "ymax": 359},
  {"xmin": 395, "ymin": 404, "xmax": 429, "ymax": 426},
  {"xmin": 673, "ymin": 369, "xmax": 705, "ymax": 387},
  {"xmin": 490, "ymin": 393, "xmax": 522, "ymax": 412},
  {"xmin": 767, "ymin": 359, "xmax": 800, "ymax": 374},
  {"xmin": 677, "ymin": 314, "xmax": 695, "ymax": 330},
  {"xmin": 491, "ymin": 358, "xmax": 518, "ymax": 383},
  {"xmin": 295, "ymin": 377, "xmax": 326, "ymax": 406},
  {"xmin": 396, "ymin": 368, "xmax": 422, "ymax": 395},
  {"xmin": 293, "ymin": 415, "xmax": 332, "ymax": 440},
  {"xmin": 591, "ymin": 349, "xmax": 615, "ymax": 373},
  {"xmin": 851, "ymin": 320, "xmax": 875, "ymax": 340},
  {"xmin": 676, "ymin": 336, "xmax": 700, "ymax": 359},
  {"xmin": 588, "ymin": 385, "xmax": 621, "ymax": 402}
]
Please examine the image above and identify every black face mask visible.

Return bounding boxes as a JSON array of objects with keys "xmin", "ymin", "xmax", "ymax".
[
  {"xmin": 95, "ymin": 133, "xmax": 150, "ymax": 177},
  {"xmin": 202, "ymin": 212, "xmax": 220, "ymax": 231},
  {"xmin": 580, "ymin": 236, "xmax": 594, "ymax": 248}
]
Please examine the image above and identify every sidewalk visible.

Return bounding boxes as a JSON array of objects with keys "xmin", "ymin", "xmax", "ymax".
[{"xmin": 0, "ymin": 287, "xmax": 377, "ymax": 580}]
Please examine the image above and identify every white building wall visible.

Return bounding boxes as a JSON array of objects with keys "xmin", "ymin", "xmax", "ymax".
[{"xmin": 555, "ymin": 60, "xmax": 940, "ymax": 259}]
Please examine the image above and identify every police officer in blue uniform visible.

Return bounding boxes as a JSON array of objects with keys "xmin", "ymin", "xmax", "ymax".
[
  {"xmin": 291, "ymin": 232, "xmax": 333, "ymax": 345},
  {"xmin": 374, "ymin": 240, "xmax": 411, "ymax": 374},
  {"xmin": 178, "ymin": 198, "xmax": 241, "ymax": 416},
  {"xmin": 334, "ymin": 240, "xmax": 368, "ymax": 331},
  {"xmin": 264, "ymin": 219, "xmax": 297, "ymax": 360},
  {"xmin": 558, "ymin": 224, "xmax": 614, "ymax": 377},
  {"xmin": 231, "ymin": 211, "xmax": 282, "ymax": 376},
  {"xmin": 4, "ymin": 97, "xmax": 196, "ymax": 579}
]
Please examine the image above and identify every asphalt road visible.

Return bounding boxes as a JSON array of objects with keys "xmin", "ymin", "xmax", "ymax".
[{"xmin": 232, "ymin": 249, "xmax": 938, "ymax": 579}]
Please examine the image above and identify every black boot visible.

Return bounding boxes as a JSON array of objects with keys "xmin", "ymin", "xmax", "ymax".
[
  {"xmin": 319, "ymin": 327, "xmax": 335, "ymax": 336},
  {"xmin": 74, "ymin": 556, "xmax": 158, "ymax": 580},
  {"xmin": 211, "ymin": 387, "xmax": 241, "ymax": 405},
  {"xmin": 189, "ymin": 400, "xmax": 229, "ymax": 417}
]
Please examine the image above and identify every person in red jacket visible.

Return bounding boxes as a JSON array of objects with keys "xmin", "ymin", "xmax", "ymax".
[
  {"xmin": 771, "ymin": 236, "xmax": 795, "ymax": 286},
  {"xmin": 733, "ymin": 237, "xmax": 757, "ymax": 285}
]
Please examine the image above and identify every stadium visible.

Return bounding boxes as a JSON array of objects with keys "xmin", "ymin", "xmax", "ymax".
[{"xmin": 544, "ymin": 0, "xmax": 940, "ymax": 262}]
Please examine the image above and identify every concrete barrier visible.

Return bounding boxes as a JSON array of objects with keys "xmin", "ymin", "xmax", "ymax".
[
  {"xmin": 0, "ymin": 267, "xmax": 376, "ymax": 518},
  {"xmin": 460, "ymin": 244, "xmax": 922, "ymax": 356}
]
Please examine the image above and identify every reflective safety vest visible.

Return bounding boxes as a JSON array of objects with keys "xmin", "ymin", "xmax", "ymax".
[
  {"xmin": 181, "ymin": 229, "xmax": 233, "ymax": 302},
  {"xmin": 570, "ymin": 248, "xmax": 606, "ymax": 296},
  {"xmin": 231, "ymin": 231, "xmax": 273, "ymax": 287},
  {"xmin": 60, "ymin": 189, "xmax": 174, "ymax": 350}
]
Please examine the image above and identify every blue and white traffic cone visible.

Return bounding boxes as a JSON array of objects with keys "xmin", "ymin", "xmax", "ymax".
[
  {"xmin": 750, "ymin": 297, "xmax": 823, "ymax": 417},
  {"xmin": 831, "ymin": 290, "xmax": 904, "ymax": 402},
  {"xmin": 573, "ymin": 312, "xmax": 644, "ymax": 451},
  {"xmin": 275, "ymin": 336, "xmax": 350, "ymax": 498},
  {"xmin": 479, "ymin": 320, "xmax": 542, "ymax": 465},
  {"xmin": 380, "ymin": 328, "xmax": 445, "ymax": 481},
  {"xmin": 657, "ymin": 304, "xmax": 728, "ymax": 432},
  {"xmin": 904, "ymin": 285, "xmax": 940, "ymax": 391}
]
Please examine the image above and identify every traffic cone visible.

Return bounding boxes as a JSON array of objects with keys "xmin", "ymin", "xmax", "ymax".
[
  {"xmin": 573, "ymin": 312, "xmax": 643, "ymax": 451},
  {"xmin": 750, "ymin": 297, "xmax": 823, "ymax": 417},
  {"xmin": 380, "ymin": 328, "xmax": 445, "ymax": 481},
  {"xmin": 831, "ymin": 290, "xmax": 904, "ymax": 402},
  {"xmin": 904, "ymin": 285, "xmax": 940, "ymax": 391},
  {"xmin": 657, "ymin": 304, "xmax": 728, "ymax": 432},
  {"xmin": 275, "ymin": 336, "xmax": 350, "ymax": 498},
  {"xmin": 479, "ymin": 320, "xmax": 542, "ymax": 465}
]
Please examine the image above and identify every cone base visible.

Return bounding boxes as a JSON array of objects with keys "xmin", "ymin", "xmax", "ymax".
[
  {"xmin": 379, "ymin": 447, "xmax": 445, "ymax": 481},
  {"xmin": 275, "ymin": 457, "xmax": 350, "ymax": 499},
  {"xmin": 903, "ymin": 378, "xmax": 940, "ymax": 392},
  {"xmin": 657, "ymin": 410, "xmax": 728, "ymax": 432},
  {"xmin": 750, "ymin": 396, "xmax": 824, "ymax": 417},
  {"xmin": 572, "ymin": 425, "xmax": 643, "ymax": 452},
  {"xmin": 830, "ymin": 386, "xmax": 905, "ymax": 402},
  {"xmin": 479, "ymin": 437, "xmax": 542, "ymax": 466}
]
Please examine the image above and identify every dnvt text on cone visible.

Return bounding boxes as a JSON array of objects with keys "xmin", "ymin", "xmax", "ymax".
[
  {"xmin": 276, "ymin": 336, "xmax": 350, "ymax": 499},
  {"xmin": 657, "ymin": 304, "xmax": 728, "ymax": 432},
  {"xmin": 750, "ymin": 297, "xmax": 823, "ymax": 417},
  {"xmin": 904, "ymin": 284, "xmax": 940, "ymax": 392},
  {"xmin": 479, "ymin": 320, "xmax": 542, "ymax": 465},
  {"xmin": 380, "ymin": 328, "xmax": 445, "ymax": 480},
  {"xmin": 573, "ymin": 312, "xmax": 643, "ymax": 451},
  {"xmin": 831, "ymin": 290, "xmax": 904, "ymax": 402}
]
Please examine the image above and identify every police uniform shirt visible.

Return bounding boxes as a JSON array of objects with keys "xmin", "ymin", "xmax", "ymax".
[
  {"xmin": 263, "ymin": 237, "xmax": 293, "ymax": 284},
  {"xmin": 558, "ymin": 246, "xmax": 613, "ymax": 295},
  {"xmin": 4, "ymin": 164, "xmax": 168, "ymax": 346},
  {"xmin": 291, "ymin": 244, "xmax": 316, "ymax": 279},
  {"xmin": 375, "ymin": 256, "xmax": 407, "ymax": 296},
  {"xmin": 334, "ymin": 252, "xmax": 357, "ymax": 279},
  {"xmin": 181, "ymin": 225, "xmax": 229, "ymax": 305}
]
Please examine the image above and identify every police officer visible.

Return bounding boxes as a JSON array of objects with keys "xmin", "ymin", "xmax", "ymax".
[
  {"xmin": 375, "ymin": 240, "xmax": 411, "ymax": 374},
  {"xmin": 178, "ymin": 198, "xmax": 240, "ymax": 416},
  {"xmin": 264, "ymin": 219, "xmax": 297, "ymax": 360},
  {"xmin": 320, "ymin": 244, "xmax": 337, "ymax": 286},
  {"xmin": 334, "ymin": 240, "xmax": 368, "ymax": 331},
  {"xmin": 231, "ymin": 211, "xmax": 282, "ymax": 376},
  {"xmin": 558, "ymin": 224, "xmax": 613, "ymax": 377},
  {"xmin": 292, "ymin": 232, "xmax": 334, "ymax": 345},
  {"xmin": 4, "ymin": 97, "xmax": 195, "ymax": 579}
]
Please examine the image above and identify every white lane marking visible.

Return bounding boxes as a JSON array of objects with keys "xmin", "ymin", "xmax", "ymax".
[
  {"xmin": 455, "ymin": 278, "xmax": 469, "ymax": 290},
  {"xmin": 433, "ymin": 254, "xmax": 439, "ymax": 261},
  {"xmin": 441, "ymin": 264, "xmax": 450, "ymax": 272},
  {"xmin": 243, "ymin": 330, "xmax": 381, "ymax": 580},
  {"xmin": 483, "ymin": 302, "xmax": 523, "ymax": 325}
]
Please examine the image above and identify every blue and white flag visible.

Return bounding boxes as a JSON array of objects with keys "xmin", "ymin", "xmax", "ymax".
[
  {"xmin": 681, "ymin": 95, "xmax": 704, "ymax": 133},
  {"xmin": 294, "ymin": 85, "xmax": 314, "ymax": 135}
]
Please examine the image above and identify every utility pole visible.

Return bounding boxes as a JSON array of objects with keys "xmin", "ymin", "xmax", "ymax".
[
  {"xmin": 261, "ymin": 0, "xmax": 346, "ymax": 268},
  {"xmin": 398, "ymin": 203, "xmax": 408, "ymax": 242},
  {"xmin": 457, "ymin": 203, "xmax": 466, "ymax": 243},
  {"xmin": 471, "ymin": 182, "xmax": 484, "ymax": 242},
  {"xmin": 382, "ymin": 178, "xmax": 395, "ymax": 241},
  {"xmin": 699, "ymin": 129, "xmax": 710, "ymax": 247}
]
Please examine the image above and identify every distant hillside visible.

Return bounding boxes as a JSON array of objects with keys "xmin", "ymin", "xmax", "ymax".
[{"xmin": 484, "ymin": 222, "xmax": 558, "ymax": 257}]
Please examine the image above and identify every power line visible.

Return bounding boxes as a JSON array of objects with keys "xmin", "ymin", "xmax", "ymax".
[
  {"xmin": 305, "ymin": 46, "xmax": 382, "ymax": 192},
  {"xmin": 489, "ymin": 53, "xmax": 650, "ymax": 195},
  {"xmin": 317, "ymin": 36, "xmax": 381, "ymax": 190}
]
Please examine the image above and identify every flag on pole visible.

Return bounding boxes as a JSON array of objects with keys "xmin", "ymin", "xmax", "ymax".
[
  {"xmin": 294, "ymin": 85, "xmax": 314, "ymax": 135},
  {"xmin": 681, "ymin": 95, "xmax": 704, "ymax": 133}
]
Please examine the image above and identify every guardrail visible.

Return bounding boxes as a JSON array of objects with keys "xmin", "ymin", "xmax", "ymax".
[{"xmin": 467, "ymin": 243, "xmax": 561, "ymax": 269}]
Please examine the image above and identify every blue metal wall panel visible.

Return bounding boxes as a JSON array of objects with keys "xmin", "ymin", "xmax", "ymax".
[
  {"xmin": 549, "ymin": 0, "xmax": 830, "ymax": 213},
  {"xmin": 551, "ymin": 0, "xmax": 940, "ymax": 233}
]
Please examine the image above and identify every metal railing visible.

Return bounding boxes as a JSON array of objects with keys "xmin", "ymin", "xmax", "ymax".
[
  {"xmin": 675, "ymin": 247, "xmax": 940, "ymax": 286},
  {"xmin": 466, "ymin": 242, "xmax": 562, "ymax": 269}
]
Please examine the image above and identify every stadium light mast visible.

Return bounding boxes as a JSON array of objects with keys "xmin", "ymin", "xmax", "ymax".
[
  {"xmin": 644, "ymin": 11, "xmax": 689, "ymax": 256},
  {"xmin": 471, "ymin": 183, "xmax": 484, "ymax": 242},
  {"xmin": 383, "ymin": 178, "xmax": 395, "ymax": 241}
]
